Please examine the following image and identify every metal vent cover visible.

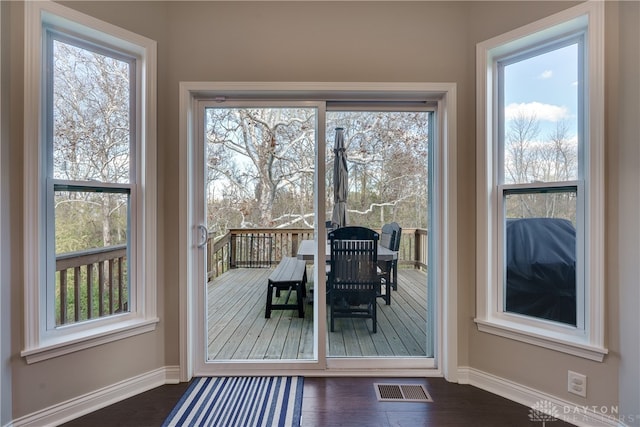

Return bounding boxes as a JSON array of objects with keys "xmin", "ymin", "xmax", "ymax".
[{"xmin": 374, "ymin": 383, "xmax": 433, "ymax": 402}]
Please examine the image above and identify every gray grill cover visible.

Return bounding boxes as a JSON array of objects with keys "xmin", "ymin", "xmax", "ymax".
[{"xmin": 505, "ymin": 218, "xmax": 576, "ymax": 325}]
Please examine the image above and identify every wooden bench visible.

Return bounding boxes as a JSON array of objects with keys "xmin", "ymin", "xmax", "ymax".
[{"xmin": 265, "ymin": 257, "xmax": 308, "ymax": 318}]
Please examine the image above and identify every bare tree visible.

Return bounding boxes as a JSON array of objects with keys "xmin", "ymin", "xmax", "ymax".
[
  {"xmin": 204, "ymin": 108, "xmax": 430, "ymax": 233},
  {"xmin": 327, "ymin": 111, "xmax": 429, "ymax": 229},
  {"xmin": 205, "ymin": 107, "xmax": 316, "ymax": 228},
  {"xmin": 504, "ymin": 111, "xmax": 540, "ymax": 185},
  {"xmin": 52, "ymin": 40, "xmax": 131, "ymax": 251},
  {"xmin": 547, "ymin": 119, "xmax": 577, "ymax": 181},
  {"xmin": 504, "ymin": 113, "xmax": 578, "ymax": 222}
]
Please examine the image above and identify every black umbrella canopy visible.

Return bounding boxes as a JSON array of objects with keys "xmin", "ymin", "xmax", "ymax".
[{"xmin": 331, "ymin": 127, "xmax": 348, "ymax": 228}]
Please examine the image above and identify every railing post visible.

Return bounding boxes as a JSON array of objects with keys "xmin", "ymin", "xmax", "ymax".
[
  {"xmin": 291, "ymin": 233, "xmax": 299, "ymax": 258},
  {"xmin": 206, "ymin": 233, "xmax": 212, "ymax": 279},
  {"xmin": 422, "ymin": 230, "xmax": 428, "ymax": 269},
  {"xmin": 230, "ymin": 232, "xmax": 237, "ymax": 269},
  {"xmin": 87, "ymin": 265, "xmax": 93, "ymax": 319},
  {"xmin": 74, "ymin": 266, "xmax": 81, "ymax": 322},
  {"xmin": 108, "ymin": 259, "xmax": 114, "ymax": 314},
  {"xmin": 118, "ymin": 256, "xmax": 124, "ymax": 311},
  {"xmin": 98, "ymin": 261, "xmax": 105, "ymax": 317},
  {"xmin": 60, "ymin": 270, "xmax": 68, "ymax": 324},
  {"xmin": 414, "ymin": 229, "xmax": 421, "ymax": 270}
]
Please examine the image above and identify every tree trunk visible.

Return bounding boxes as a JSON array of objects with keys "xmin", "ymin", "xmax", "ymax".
[{"xmin": 102, "ymin": 196, "xmax": 111, "ymax": 247}]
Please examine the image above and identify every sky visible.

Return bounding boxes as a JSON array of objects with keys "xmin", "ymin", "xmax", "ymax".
[{"xmin": 503, "ymin": 43, "xmax": 579, "ymax": 140}]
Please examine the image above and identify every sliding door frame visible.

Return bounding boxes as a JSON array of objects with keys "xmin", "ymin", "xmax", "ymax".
[{"xmin": 178, "ymin": 82, "xmax": 458, "ymax": 381}]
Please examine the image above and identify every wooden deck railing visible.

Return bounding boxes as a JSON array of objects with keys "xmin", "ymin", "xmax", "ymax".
[
  {"xmin": 396, "ymin": 228, "xmax": 428, "ymax": 270},
  {"xmin": 53, "ymin": 227, "xmax": 428, "ymax": 323},
  {"xmin": 206, "ymin": 227, "xmax": 428, "ymax": 282},
  {"xmin": 56, "ymin": 244, "xmax": 127, "ymax": 326},
  {"xmin": 206, "ymin": 228, "xmax": 315, "ymax": 281}
]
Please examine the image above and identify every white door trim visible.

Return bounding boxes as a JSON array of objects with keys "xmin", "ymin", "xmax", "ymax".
[{"xmin": 178, "ymin": 82, "xmax": 458, "ymax": 381}]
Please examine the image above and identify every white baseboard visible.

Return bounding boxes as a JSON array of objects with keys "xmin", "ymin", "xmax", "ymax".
[
  {"xmin": 9, "ymin": 365, "xmax": 625, "ymax": 427},
  {"xmin": 458, "ymin": 366, "xmax": 625, "ymax": 427},
  {"xmin": 10, "ymin": 365, "xmax": 182, "ymax": 427}
]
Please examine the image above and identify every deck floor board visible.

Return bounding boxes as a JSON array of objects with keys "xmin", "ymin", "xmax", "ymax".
[{"xmin": 207, "ymin": 266, "xmax": 428, "ymax": 360}]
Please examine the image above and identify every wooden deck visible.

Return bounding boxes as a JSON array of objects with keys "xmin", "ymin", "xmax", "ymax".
[{"xmin": 207, "ymin": 266, "xmax": 428, "ymax": 360}]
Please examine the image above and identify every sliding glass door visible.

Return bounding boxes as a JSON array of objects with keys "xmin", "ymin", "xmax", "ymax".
[
  {"xmin": 197, "ymin": 102, "xmax": 321, "ymax": 364},
  {"xmin": 193, "ymin": 98, "xmax": 435, "ymax": 373},
  {"xmin": 325, "ymin": 109, "xmax": 433, "ymax": 360}
]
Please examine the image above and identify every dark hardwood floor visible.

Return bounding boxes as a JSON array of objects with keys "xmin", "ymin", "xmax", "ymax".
[{"xmin": 62, "ymin": 376, "xmax": 574, "ymax": 426}]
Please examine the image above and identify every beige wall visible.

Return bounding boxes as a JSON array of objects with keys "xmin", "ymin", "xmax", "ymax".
[
  {"xmin": 1, "ymin": 1, "xmax": 12, "ymax": 425},
  {"xmin": 4, "ymin": 1, "xmax": 170, "ymax": 419},
  {"xmin": 464, "ymin": 1, "xmax": 638, "ymax": 415},
  {"xmin": 466, "ymin": 0, "xmax": 615, "ymax": 409},
  {"xmin": 612, "ymin": 1, "xmax": 640, "ymax": 422},
  {"xmin": 3, "ymin": 0, "xmax": 638, "ymax": 422}
]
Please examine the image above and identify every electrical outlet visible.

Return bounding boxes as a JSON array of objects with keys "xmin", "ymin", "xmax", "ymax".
[{"xmin": 568, "ymin": 371, "xmax": 587, "ymax": 397}]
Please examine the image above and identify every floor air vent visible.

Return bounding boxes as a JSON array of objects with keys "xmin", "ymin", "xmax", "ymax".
[{"xmin": 374, "ymin": 383, "xmax": 433, "ymax": 402}]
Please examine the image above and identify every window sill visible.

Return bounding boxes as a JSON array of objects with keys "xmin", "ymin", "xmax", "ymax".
[
  {"xmin": 21, "ymin": 317, "xmax": 159, "ymax": 364},
  {"xmin": 474, "ymin": 317, "xmax": 608, "ymax": 362}
]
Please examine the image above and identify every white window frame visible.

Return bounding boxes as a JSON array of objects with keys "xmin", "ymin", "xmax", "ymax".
[
  {"xmin": 475, "ymin": 1, "xmax": 607, "ymax": 362},
  {"xmin": 22, "ymin": 1, "xmax": 158, "ymax": 364}
]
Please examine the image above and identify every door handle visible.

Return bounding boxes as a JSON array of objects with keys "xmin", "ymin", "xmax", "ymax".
[{"xmin": 197, "ymin": 225, "xmax": 208, "ymax": 248}]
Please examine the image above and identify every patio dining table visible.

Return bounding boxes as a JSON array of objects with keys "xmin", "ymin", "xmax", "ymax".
[{"xmin": 296, "ymin": 239, "xmax": 398, "ymax": 262}]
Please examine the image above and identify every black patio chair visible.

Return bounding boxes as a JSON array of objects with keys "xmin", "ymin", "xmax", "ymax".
[
  {"xmin": 328, "ymin": 226, "xmax": 381, "ymax": 333},
  {"xmin": 325, "ymin": 220, "xmax": 338, "ymax": 236},
  {"xmin": 378, "ymin": 222, "xmax": 402, "ymax": 292}
]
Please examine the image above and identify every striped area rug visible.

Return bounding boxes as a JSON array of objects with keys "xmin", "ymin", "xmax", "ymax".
[{"xmin": 162, "ymin": 376, "xmax": 304, "ymax": 427}]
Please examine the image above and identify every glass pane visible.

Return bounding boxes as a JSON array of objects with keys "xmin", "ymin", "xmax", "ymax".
[
  {"xmin": 204, "ymin": 107, "xmax": 317, "ymax": 362},
  {"xmin": 504, "ymin": 190, "xmax": 577, "ymax": 325},
  {"xmin": 326, "ymin": 111, "xmax": 432, "ymax": 358},
  {"xmin": 205, "ymin": 107, "xmax": 316, "ymax": 229},
  {"xmin": 326, "ymin": 112, "xmax": 429, "ymax": 230},
  {"xmin": 54, "ymin": 190, "xmax": 129, "ymax": 326},
  {"xmin": 52, "ymin": 39, "xmax": 132, "ymax": 184},
  {"xmin": 502, "ymin": 43, "xmax": 579, "ymax": 185}
]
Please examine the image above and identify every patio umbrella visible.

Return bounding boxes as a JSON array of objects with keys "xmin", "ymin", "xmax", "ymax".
[{"xmin": 331, "ymin": 127, "xmax": 349, "ymax": 228}]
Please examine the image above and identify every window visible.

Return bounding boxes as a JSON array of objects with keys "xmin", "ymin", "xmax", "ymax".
[
  {"xmin": 23, "ymin": 2, "xmax": 158, "ymax": 363},
  {"xmin": 499, "ymin": 38, "xmax": 582, "ymax": 328},
  {"xmin": 475, "ymin": 2, "xmax": 607, "ymax": 361},
  {"xmin": 49, "ymin": 33, "xmax": 135, "ymax": 327}
]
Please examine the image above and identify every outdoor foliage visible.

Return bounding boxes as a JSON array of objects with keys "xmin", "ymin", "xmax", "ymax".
[
  {"xmin": 52, "ymin": 37, "xmax": 131, "ymax": 324},
  {"xmin": 53, "ymin": 39, "xmax": 131, "ymax": 250},
  {"xmin": 326, "ymin": 111, "xmax": 429, "ymax": 229},
  {"xmin": 504, "ymin": 111, "xmax": 578, "ymax": 223},
  {"xmin": 204, "ymin": 107, "xmax": 431, "ymax": 238},
  {"xmin": 205, "ymin": 107, "xmax": 317, "ymax": 230}
]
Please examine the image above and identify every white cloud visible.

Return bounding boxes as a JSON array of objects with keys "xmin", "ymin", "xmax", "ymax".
[
  {"xmin": 505, "ymin": 102, "xmax": 569, "ymax": 122},
  {"xmin": 539, "ymin": 70, "xmax": 553, "ymax": 79}
]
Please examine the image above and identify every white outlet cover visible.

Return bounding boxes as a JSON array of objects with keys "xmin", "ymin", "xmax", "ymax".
[{"xmin": 568, "ymin": 370, "xmax": 587, "ymax": 397}]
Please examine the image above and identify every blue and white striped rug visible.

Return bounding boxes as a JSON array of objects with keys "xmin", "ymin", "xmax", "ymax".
[{"xmin": 162, "ymin": 376, "xmax": 304, "ymax": 427}]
